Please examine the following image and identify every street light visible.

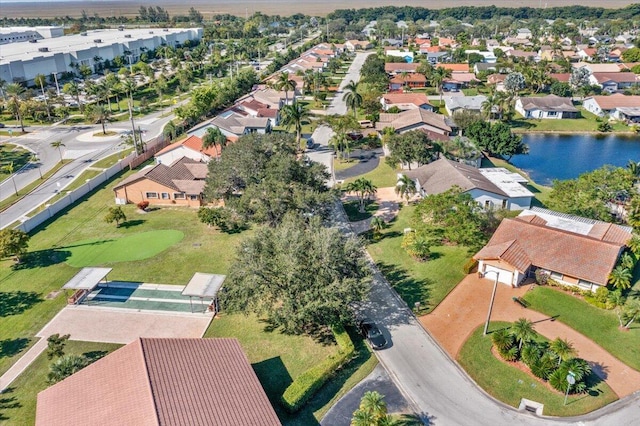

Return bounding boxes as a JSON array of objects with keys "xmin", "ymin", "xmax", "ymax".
[
  {"xmin": 31, "ymin": 153, "xmax": 43, "ymax": 179},
  {"xmin": 483, "ymin": 270, "xmax": 500, "ymax": 336}
]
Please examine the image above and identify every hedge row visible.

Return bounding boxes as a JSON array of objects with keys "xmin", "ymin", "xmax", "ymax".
[{"xmin": 280, "ymin": 324, "xmax": 355, "ymax": 412}]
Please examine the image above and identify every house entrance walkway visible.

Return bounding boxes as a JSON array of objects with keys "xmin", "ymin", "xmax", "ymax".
[{"xmin": 419, "ymin": 274, "xmax": 640, "ymax": 398}]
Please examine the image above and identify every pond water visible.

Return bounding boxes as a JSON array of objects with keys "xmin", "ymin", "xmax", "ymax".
[{"xmin": 510, "ymin": 133, "xmax": 640, "ymax": 186}]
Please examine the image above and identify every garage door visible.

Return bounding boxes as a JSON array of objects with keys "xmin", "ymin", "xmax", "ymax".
[{"xmin": 484, "ymin": 265, "xmax": 513, "ymax": 286}]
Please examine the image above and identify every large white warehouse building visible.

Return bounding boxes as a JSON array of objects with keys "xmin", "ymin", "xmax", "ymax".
[{"xmin": 0, "ymin": 27, "xmax": 202, "ymax": 85}]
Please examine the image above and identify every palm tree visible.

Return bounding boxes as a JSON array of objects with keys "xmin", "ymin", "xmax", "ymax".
[
  {"xmin": 511, "ymin": 318, "xmax": 536, "ymax": 350},
  {"xmin": 163, "ymin": 121, "xmax": 177, "ymax": 140},
  {"xmin": 351, "ymin": 391, "xmax": 399, "ymax": 426},
  {"xmin": 342, "ymin": 80, "xmax": 362, "ymax": 117},
  {"xmin": 63, "ymin": 81, "xmax": 83, "ymax": 112},
  {"xmin": 88, "ymin": 105, "xmax": 111, "ymax": 134},
  {"xmin": 47, "ymin": 354, "xmax": 88, "ymax": 384},
  {"xmin": 280, "ymin": 101, "xmax": 310, "ymax": 148},
  {"xmin": 34, "ymin": 73, "xmax": 51, "ymax": 120},
  {"xmin": 623, "ymin": 298, "xmax": 640, "ymax": 329},
  {"xmin": 481, "ymin": 92, "xmax": 498, "ymax": 120},
  {"xmin": 0, "ymin": 78, "xmax": 6, "ymax": 101},
  {"xmin": 371, "ymin": 216, "xmax": 385, "ymax": 238},
  {"xmin": 123, "ymin": 77, "xmax": 136, "ymax": 104},
  {"xmin": 6, "ymin": 83, "xmax": 26, "ymax": 132},
  {"xmin": 344, "ymin": 177, "xmax": 377, "ymax": 213},
  {"xmin": 430, "ymin": 67, "xmax": 452, "ymax": 104},
  {"xmin": 627, "ymin": 160, "xmax": 640, "ymax": 183},
  {"xmin": 275, "ymin": 71, "xmax": 296, "ymax": 105},
  {"xmin": 490, "ymin": 328, "xmax": 513, "ymax": 353},
  {"xmin": 395, "ymin": 174, "xmax": 417, "ymax": 204},
  {"xmin": 3, "ymin": 161, "xmax": 18, "ymax": 196},
  {"xmin": 608, "ymin": 265, "xmax": 633, "ymax": 290},
  {"xmin": 202, "ymin": 127, "xmax": 227, "ymax": 153},
  {"xmin": 549, "ymin": 337, "xmax": 576, "ymax": 366},
  {"xmin": 51, "ymin": 140, "xmax": 66, "ymax": 163}
]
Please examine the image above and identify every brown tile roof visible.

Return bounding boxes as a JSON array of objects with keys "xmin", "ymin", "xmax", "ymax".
[
  {"xmin": 585, "ymin": 94, "xmax": 640, "ymax": 109},
  {"xmin": 382, "ymin": 93, "xmax": 431, "ymax": 107},
  {"xmin": 592, "ymin": 72, "xmax": 639, "ymax": 84},
  {"xmin": 437, "ymin": 63, "xmax": 470, "ymax": 72},
  {"xmin": 113, "ymin": 157, "xmax": 207, "ymax": 193},
  {"xmin": 384, "ymin": 62, "xmax": 419, "ymax": 73},
  {"xmin": 37, "ymin": 338, "xmax": 281, "ymax": 426},
  {"xmin": 390, "ymin": 73, "xmax": 427, "ymax": 84},
  {"xmin": 404, "ymin": 158, "xmax": 506, "ymax": 196},
  {"xmin": 487, "ymin": 74, "xmax": 507, "ymax": 84},
  {"xmin": 155, "ymin": 135, "xmax": 223, "ymax": 159},
  {"xmin": 587, "ymin": 222, "xmax": 633, "ymax": 245},
  {"xmin": 376, "ymin": 109, "xmax": 452, "ymax": 134},
  {"xmin": 448, "ymin": 72, "xmax": 478, "ymax": 83},
  {"xmin": 474, "ymin": 217, "xmax": 626, "ymax": 285},
  {"xmin": 550, "ymin": 73, "xmax": 571, "ymax": 82},
  {"xmin": 517, "ymin": 95, "xmax": 578, "ymax": 112}
]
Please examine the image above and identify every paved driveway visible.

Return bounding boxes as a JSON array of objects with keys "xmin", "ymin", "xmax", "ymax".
[{"xmin": 421, "ymin": 275, "xmax": 640, "ymax": 398}]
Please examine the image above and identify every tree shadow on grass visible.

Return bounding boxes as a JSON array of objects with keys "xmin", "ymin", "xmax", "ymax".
[
  {"xmin": 0, "ymin": 387, "xmax": 21, "ymax": 421},
  {"xmin": 0, "ymin": 338, "xmax": 30, "ymax": 359},
  {"xmin": 83, "ymin": 350, "xmax": 110, "ymax": 363},
  {"xmin": 259, "ymin": 319, "xmax": 335, "ymax": 346},
  {"xmin": 567, "ymin": 370, "xmax": 606, "ymax": 404},
  {"xmin": 119, "ymin": 219, "xmax": 146, "ymax": 229},
  {"xmin": 0, "ymin": 291, "xmax": 42, "ymax": 317},
  {"xmin": 377, "ymin": 262, "xmax": 431, "ymax": 311},
  {"xmin": 11, "ymin": 249, "xmax": 71, "ymax": 270}
]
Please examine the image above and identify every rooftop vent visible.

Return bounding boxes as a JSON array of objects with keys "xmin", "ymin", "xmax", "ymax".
[
  {"xmin": 94, "ymin": 39, "xmax": 102, "ymax": 43},
  {"xmin": 118, "ymin": 27, "xmax": 124, "ymax": 31},
  {"xmin": 80, "ymin": 32, "xmax": 87, "ymax": 36},
  {"xmin": 29, "ymin": 39, "xmax": 38, "ymax": 43},
  {"xmin": 38, "ymin": 47, "xmax": 49, "ymax": 52},
  {"xmin": 124, "ymin": 34, "xmax": 132, "ymax": 38},
  {"xmin": 149, "ymin": 31, "xmax": 154, "ymax": 34}
]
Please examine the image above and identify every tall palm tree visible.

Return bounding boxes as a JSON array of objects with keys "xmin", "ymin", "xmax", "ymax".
[
  {"xmin": 481, "ymin": 92, "xmax": 498, "ymax": 120},
  {"xmin": 280, "ymin": 101, "xmax": 310, "ymax": 148},
  {"xmin": 344, "ymin": 177, "xmax": 377, "ymax": 213},
  {"xmin": 511, "ymin": 318, "xmax": 536, "ymax": 350},
  {"xmin": 342, "ymin": 80, "xmax": 362, "ymax": 117},
  {"xmin": 370, "ymin": 216, "xmax": 385, "ymax": 238},
  {"xmin": 34, "ymin": 73, "xmax": 51, "ymax": 120},
  {"xmin": 3, "ymin": 161, "xmax": 18, "ymax": 196},
  {"xmin": 123, "ymin": 77, "xmax": 136, "ymax": 104},
  {"xmin": 0, "ymin": 78, "xmax": 6, "ymax": 101},
  {"xmin": 275, "ymin": 72, "xmax": 296, "ymax": 105},
  {"xmin": 88, "ymin": 105, "xmax": 111, "ymax": 134},
  {"xmin": 549, "ymin": 338, "xmax": 576, "ymax": 366},
  {"xmin": 6, "ymin": 83, "xmax": 26, "ymax": 132},
  {"xmin": 202, "ymin": 127, "xmax": 227, "ymax": 154},
  {"xmin": 51, "ymin": 140, "xmax": 66, "ymax": 163},
  {"xmin": 430, "ymin": 67, "xmax": 452, "ymax": 104},
  {"xmin": 608, "ymin": 265, "xmax": 632, "ymax": 290},
  {"xmin": 395, "ymin": 174, "xmax": 417, "ymax": 204},
  {"xmin": 63, "ymin": 81, "xmax": 83, "ymax": 112}
]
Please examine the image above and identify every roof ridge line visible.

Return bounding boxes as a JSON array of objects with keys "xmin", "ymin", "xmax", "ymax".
[
  {"xmin": 138, "ymin": 338, "xmax": 162, "ymax": 426},
  {"xmin": 509, "ymin": 217, "xmax": 626, "ymax": 246}
]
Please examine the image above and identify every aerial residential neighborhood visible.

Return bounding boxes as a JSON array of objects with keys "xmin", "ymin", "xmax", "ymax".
[{"xmin": 1, "ymin": 1, "xmax": 640, "ymax": 426}]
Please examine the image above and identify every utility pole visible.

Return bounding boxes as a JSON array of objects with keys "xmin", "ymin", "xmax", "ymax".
[{"xmin": 128, "ymin": 98, "xmax": 139, "ymax": 155}]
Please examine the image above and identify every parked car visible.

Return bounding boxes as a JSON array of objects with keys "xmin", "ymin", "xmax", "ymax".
[
  {"xmin": 306, "ymin": 138, "xmax": 314, "ymax": 149},
  {"xmin": 358, "ymin": 318, "xmax": 386, "ymax": 349},
  {"xmin": 347, "ymin": 132, "xmax": 363, "ymax": 141}
]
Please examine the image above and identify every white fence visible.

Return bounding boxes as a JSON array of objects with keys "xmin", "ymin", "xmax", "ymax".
[{"xmin": 16, "ymin": 136, "xmax": 167, "ymax": 233}]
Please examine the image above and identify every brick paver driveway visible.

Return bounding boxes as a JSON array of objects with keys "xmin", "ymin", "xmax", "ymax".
[{"xmin": 420, "ymin": 274, "xmax": 640, "ymax": 398}]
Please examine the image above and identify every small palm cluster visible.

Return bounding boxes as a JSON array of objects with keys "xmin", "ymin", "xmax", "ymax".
[
  {"xmin": 401, "ymin": 232, "xmax": 432, "ymax": 261},
  {"xmin": 351, "ymin": 391, "xmax": 399, "ymax": 426},
  {"xmin": 491, "ymin": 319, "xmax": 591, "ymax": 394},
  {"xmin": 608, "ymin": 251, "xmax": 637, "ymax": 291}
]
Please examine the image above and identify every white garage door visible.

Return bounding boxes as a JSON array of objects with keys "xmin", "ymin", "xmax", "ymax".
[{"xmin": 484, "ymin": 265, "xmax": 513, "ymax": 286}]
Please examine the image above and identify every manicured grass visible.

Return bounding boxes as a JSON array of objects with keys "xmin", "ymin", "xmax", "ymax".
[
  {"xmin": 205, "ymin": 313, "xmax": 377, "ymax": 425},
  {"xmin": 0, "ymin": 340, "xmax": 122, "ymax": 425},
  {"xmin": 343, "ymin": 201, "xmax": 378, "ymax": 222},
  {"xmin": 343, "ymin": 159, "xmax": 399, "ymax": 188},
  {"xmin": 333, "ymin": 158, "xmax": 357, "ymax": 172},
  {"xmin": 482, "ymin": 156, "xmax": 552, "ymax": 207},
  {"xmin": 46, "ymin": 169, "xmax": 105, "ymax": 205},
  {"xmin": 522, "ymin": 286, "xmax": 640, "ymax": 371},
  {"xmin": 0, "ymin": 162, "xmax": 65, "ymax": 212},
  {"xmin": 0, "ymin": 144, "xmax": 31, "ymax": 183},
  {"xmin": 91, "ymin": 150, "xmax": 134, "ymax": 170},
  {"xmin": 0, "ymin": 168, "xmax": 249, "ymax": 376},
  {"xmin": 458, "ymin": 322, "xmax": 618, "ymax": 416},
  {"xmin": 510, "ymin": 108, "xmax": 631, "ymax": 133},
  {"xmin": 64, "ymin": 230, "xmax": 184, "ymax": 267},
  {"xmin": 367, "ymin": 205, "xmax": 470, "ymax": 312}
]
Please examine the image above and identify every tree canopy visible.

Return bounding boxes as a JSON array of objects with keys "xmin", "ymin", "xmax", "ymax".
[
  {"xmin": 465, "ymin": 121, "xmax": 528, "ymax": 160},
  {"xmin": 0, "ymin": 229, "xmax": 30, "ymax": 262},
  {"xmin": 220, "ymin": 213, "xmax": 371, "ymax": 333},
  {"xmin": 385, "ymin": 130, "xmax": 441, "ymax": 170}
]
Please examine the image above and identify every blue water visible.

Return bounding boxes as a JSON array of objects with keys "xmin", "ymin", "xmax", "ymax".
[{"xmin": 510, "ymin": 134, "xmax": 640, "ymax": 186}]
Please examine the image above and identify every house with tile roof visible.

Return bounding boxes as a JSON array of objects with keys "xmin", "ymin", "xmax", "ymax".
[
  {"xmin": 188, "ymin": 110, "xmax": 271, "ymax": 139},
  {"xmin": 113, "ymin": 157, "xmax": 208, "ymax": 207},
  {"xmin": 389, "ymin": 73, "xmax": 427, "ymax": 91},
  {"xmin": 515, "ymin": 95, "xmax": 579, "ymax": 119},
  {"xmin": 443, "ymin": 95, "xmax": 487, "ymax": 115},
  {"xmin": 474, "ymin": 208, "xmax": 631, "ymax": 289},
  {"xmin": 589, "ymin": 72, "xmax": 639, "ymax": 93},
  {"xmin": 381, "ymin": 93, "xmax": 433, "ymax": 112},
  {"xmin": 376, "ymin": 109, "xmax": 453, "ymax": 136},
  {"xmin": 36, "ymin": 338, "xmax": 281, "ymax": 426},
  {"xmin": 583, "ymin": 94, "xmax": 640, "ymax": 119},
  {"xmin": 384, "ymin": 62, "xmax": 419, "ymax": 75},
  {"xmin": 345, "ymin": 39, "xmax": 373, "ymax": 51},
  {"xmin": 155, "ymin": 135, "xmax": 226, "ymax": 165},
  {"xmin": 403, "ymin": 158, "xmax": 533, "ymax": 211}
]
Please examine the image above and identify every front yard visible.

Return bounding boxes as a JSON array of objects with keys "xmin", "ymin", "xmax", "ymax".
[
  {"xmin": 342, "ymin": 159, "xmax": 399, "ymax": 189},
  {"xmin": 458, "ymin": 322, "xmax": 618, "ymax": 416},
  {"xmin": 367, "ymin": 205, "xmax": 470, "ymax": 313},
  {"xmin": 522, "ymin": 286, "xmax": 640, "ymax": 371},
  {"xmin": 510, "ymin": 108, "xmax": 631, "ymax": 133}
]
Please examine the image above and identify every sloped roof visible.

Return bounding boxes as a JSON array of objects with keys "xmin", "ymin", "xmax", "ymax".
[
  {"xmin": 155, "ymin": 135, "xmax": 223, "ymax": 159},
  {"xmin": 384, "ymin": 62, "xmax": 419, "ymax": 73},
  {"xmin": 445, "ymin": 95, "xmax": 487, "ymax": 111},
  {"xmin": 585, "ymin": 94, "xmax": 640, "ymax": 109},
  {"xmin": 404, "ymin": 158, "xmax": 507, "ymax": 196},
  {"xmin": 382, "ymin": 93, "xmax": 431, "ymax": 107},
  {"xmin": 376, "ymin": 109, "xmax": 452, "ymax": 134},
  {"xmin": 36, "ymin": 338, "xmax": 281, "ymax": 426},
  {"xmin": 437, "ymin": 63, "xmax": 469, "ymax": 72},
  {"xmin": 113, "ymin": 157, "xmax": 206, "ymax": 193},
  {"xmin": 475, "ymin": 217, "xmax": 627, "ymax": 284},
  {"xmin": 550, "ymin": 73, "xmax": 571, "ymax": 82},
  {"xmin": 517, "ymin": 95, "xmax": 578, "ymax": 112},
  {"xmin": 591, "ymin": 72, "xmax": 639, "ymax": 84},
  {"xmin": 390, "ymin": 73, "xmax": 427, "ymax": 84}
]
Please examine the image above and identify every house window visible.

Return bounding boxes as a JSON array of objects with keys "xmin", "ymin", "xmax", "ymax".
[
  {"xmin": 189, "ymin": 194, "xmax": 199, "ymax": 200},
  {"xmin": 145, "ymin": 192, "xmax": 158, "ymax": 199},
  {"xmin": 550, "ymin": 271, "xmax": 564, "ymax": 280},
  {"xmin": 161, "ymin": 193, "xmax": 170, "ymax": 200},
  {"xmin": 484, "ymin": 200, "xmax": 492, "ymax": 210},
  {"xmin": 578, "ymin": 280, "xmax": 594, "ymax": 290},
  {"xmin": 547, "ymin": 111, "xmax": 557, "ymax": 117},
  {"xmin": 174, "ymin": 193, "xmax": 185, "ymax": 199},
  {"xmin": 501, "ymin": 199, "xmax": 508, "ymax": 209}
]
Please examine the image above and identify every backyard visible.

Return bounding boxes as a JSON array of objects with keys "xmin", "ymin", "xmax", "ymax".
[
  {"xmin": 510, "ymin": 107, "xmax": 631, "ymax": 133},
  {"xmin": 522, "ymin": 286, "xmax": 640, "ymax": 371},
  {"xmin": 458, "ymin": 322, "xmax": 618, "ymax": 416},
  {"xmin": 367, "ymin": 205, "xmax": 470, "ymax": 313}
]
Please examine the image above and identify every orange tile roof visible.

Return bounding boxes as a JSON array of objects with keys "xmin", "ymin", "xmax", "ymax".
[
  {"xmin": 437, "ymin": 63, "xmax": 469, "ymax": 72},
  {"xmin": 37, "ymin": 338, "xmax": 281, "ymax": 426},
  {"xmin": 382, "ymin": 93, "xmax": 431, "ymax": 106},
  {"xmin": 390, "ymin": 73, "xmax": 427, "ymax": 84},
  {"xmin": 421, "ymin": 46, "xmax": 442, "ymax": 53},
  {"xmin": 475, "ymin": 217, "xmax": 628, "ymax": 285}
]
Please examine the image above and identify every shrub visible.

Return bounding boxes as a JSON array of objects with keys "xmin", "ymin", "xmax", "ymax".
[
  {"xmin": 520, "ymin": 342, "xmax": 543, "ymax": 367},
  {"xmin": 548, "ymin": 358, "xmax": 591, "ymax": 394},
  {"xmin": 462, "ymin": 258, "xmax": 478, "ymax": 274},
  {"xmin": 585, "ymin": 286, "xmax": 609, "ymax": 309},
  {"xmin": 137, "ymin": 201, "xmax": 149, "ymax": 211},
  {"xmin": 534, "ymin": 269, "xmax": 549, "ymax": 285},
  {"xmin": 501, "ymin": 346, "xmax": 519, "ymax": 362},
  {"xmin": 529, "ymin": 352, "xmax": 557, "ymax": 380},
  {"xmin": 401, "ymin": 232, "xmax": 432, "ymax": 261},
  {"xmin": 280, "ymin": 324, "xmax": 355, "ymax": 412},
  {"xmin": 491, "ymin": 328, "xmax": 513, "ymax": 353}
]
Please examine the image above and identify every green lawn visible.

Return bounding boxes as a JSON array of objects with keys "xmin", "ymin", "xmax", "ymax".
[
  {"xmin": 333, "ymin": 158, "xmax": 357, "ymax": 172},
  {"xmin": 0, "ymin": 341, "xmax": 122, "ymax": 425},
  {"xmin": 205, "ymin": 313, "xmax": 378, "ymax": 425},
  {"xmin": 522, "ymin": 286, "xmax": 640, "ymax": 371},
  {"xmin": 458, "ymin": 322, "xmax": 618, "ymax": 416},
  {"xmin": 0, "ymin": 168, "xmax": 248, "ymax": 376},
  {"xmin": 0, "ymin": 163, "xmax": 65, "ymax": 212},
  {"xmin": 0, "ymin": 144, "xmax": 31, "ymax": 183},
  {"xmin": 482, "ymin": 156, "xmax": 552, "ymax": 207},
  {"xmin": 64, "ymin": 230, "xmax": 184, "ymax": 267},
  {"xmin": 367, "ymin": 205, "xmax": 470, "ymax": 312},
  {"xmin": 343, "ymin": 201, "xmax": 378, "ymax": 222},
  {"xmin": 343, "ymin": 159, "xmax": 399, "ymax": 189},
  {"xmin": 510, "ymin": 108, "xmax": 631, "ymax": 133}
]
